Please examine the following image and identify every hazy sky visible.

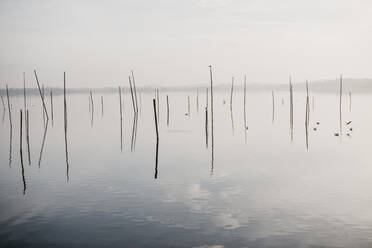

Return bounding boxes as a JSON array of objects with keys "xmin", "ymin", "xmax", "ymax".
[{"xmin": 1, "ymin": 0, "xmax": 371, "ymax": 88}]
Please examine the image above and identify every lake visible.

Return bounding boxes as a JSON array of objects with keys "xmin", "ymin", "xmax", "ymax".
[{"xmin": 1, "ymin": 88, "xmax": 372, "ymax": 248}]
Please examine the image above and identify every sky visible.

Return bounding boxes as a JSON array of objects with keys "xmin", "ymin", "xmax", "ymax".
[{"xmin": 0, "ymin": 0, "xmax": 371, "ymax": 88}]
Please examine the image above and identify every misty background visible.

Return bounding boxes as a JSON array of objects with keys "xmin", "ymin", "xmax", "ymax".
[{"xmin": 0, "ymin": 0, "xmax": 371, "ymax": 88}]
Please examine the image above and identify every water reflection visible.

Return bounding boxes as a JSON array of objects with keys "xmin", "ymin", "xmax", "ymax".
[
  {"xmin": 64, "ymin": 72, "xmax": 69, "ymax": 182},
  {"xmin": 154, "ymin": 138, "xmax": 159, "ymax": 179}
]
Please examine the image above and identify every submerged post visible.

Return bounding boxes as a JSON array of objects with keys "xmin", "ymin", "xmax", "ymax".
[
  {"xmin": 64, "ymin": 72, "xmax": 69, "ymax": 182},
  {"xmin": 119, "ymin": 87, "xmax": 123, "ymax": 150},
  {"xmin": 153, "ymin": 99, "xmax": 159, "ymax": 179},
  {"xmin": 20, "ymin": 110, "xmax": 26, "ymax": 194},
  {"xmin": 209, "ymin": 65, "xmax": 214, "ymax": 169}
]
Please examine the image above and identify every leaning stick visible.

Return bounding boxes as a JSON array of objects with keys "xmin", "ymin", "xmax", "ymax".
[
  {"xmin": 129, "ymin": 76, "xmax": 136, "ymax": 114},
  {"xmin": 131, "ymin": 70, "xmax": 139, "ymax": 113},
  {"xmin": 119, "ymin": 87, "xmax": 123, "ymax": 150},
  {"xmin": 64, "ymin": 72, "xmax": 69, "ymax": 182},
  {"xmin": 6, "ymin": 85, "xmax": 12, "ymax": 167},
  {"xmin": 33, "ymin": 70, "xmax": 49, "ymax": 120}
]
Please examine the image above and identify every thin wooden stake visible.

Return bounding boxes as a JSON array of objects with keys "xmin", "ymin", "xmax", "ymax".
[
  {"xmin": 129, "ymin": 76, "xmax": 136, "ymax": 114},
  {"xmin": 131, "ymin": 70, "xmax": 139, "ymax": 113},
  {"xmin": 209, "ymin": 65, "xmax": 214, "ymax": 170},
  {"xmin": 6, "ymin": 85, "xmax": 12, "ymax": 167},
  {"xmin": 0, "ymin": 95, "xmax": 5, "ymax": 112},
  {"xmin": 154, "ymin": 98, "xmax": 159, "ymax": 179},
  {"xmin": 42, "ymin": 85, "xmax": 46, "ymax": 127},
  {"xmin": 20, "ymin": 110, "xmax": 26, "ymax": 194},
  {"xmin": 64, "ymin": 72, "xmax": 69, "ymax": 182},
  {"xmin": 230, "ymin": 77, "xmax": 234, "ymax": 111},
  {"xmin": 119, "ymin": 87, "xmax": 123, "ymax": 150},
  {"xmin": 205, "ymin": 107, "xmax": 208, "ymax": 148},
  {"xmin": 90, "ymin": 91, "xmax": 94, "ymax": 126},
  {"xmin": 33, "ymin": 70, "xmax": 49, "ymax": 121}
]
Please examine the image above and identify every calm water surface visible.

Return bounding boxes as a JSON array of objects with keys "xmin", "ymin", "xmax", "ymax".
[{"xmin": 1, "ymin": 90, "xmax": 372, "ymax": 248}]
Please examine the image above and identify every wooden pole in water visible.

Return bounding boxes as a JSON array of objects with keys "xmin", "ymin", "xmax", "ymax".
[
  {"xmin": 205, "ymin": 106, "xmax": 208, "ymax": 148},
  {"xmin": 20, "ymin": 110, "xmax": 26, "ymax": 194},
  {"xmin": 289, "ymin": 77, "xmax": 294, "ymax": 142},
  {"xmin": 206, "ymin": 87, "xmax": 209, "ymax": 148},
  {"xmin": 6, "ymin": 85, "xmax": 12, "ymax": 131},
  {"xmin": 153, "ymin": 98, "xmax": 159, "ymax": 179},
  {"xmin": 209, "ymin": 65, "xmax": 214, "ymax": 168},
  {"xmin": 6, "ymin": 85, "xmax": 12, "ymax": 167},
  {"xmin": 50, "ymin": 91, "xmax": 54, "ymax": 126},
  {"xmin": 166, "ymin": 95, "xmax": 169, "ymax": 126},
  {"xmin": 89, "ymin": 96, "xmax": 91, "ymax": 113},
  {"xmin": 131, "ymin": 70, "xmax": 139, "ymax": 114},
  {"xmin": 305, "ymin": 93, "xmax": 309, "ymax": 150},
  {"xmin": 129, "ymin": 76, "xmax": 136, "ymax": 114},
  {"xmin": 42, "ymin": 85, "xmax": 46, "ymax": 127},
  {"xmin": 1, "ymin": 95, "xmax": 5, "ymax": 112},
  {"xmin": 64, "ymin": 72, "xmax": 69, "ymax": 182},
  {"xmin": 33, "ymin": 70, "xmax": 49, "ymax": 121},
  {"xmin": 26, "ymin": 110, "xmax": 31, "ymax": 165},
  {"xmin": 119, "ymin": 87, "xmax": 123, "ymax": 150},
  {"xmin": 90, "ymin": 91, "xmax": 94, "ymax": 126}
]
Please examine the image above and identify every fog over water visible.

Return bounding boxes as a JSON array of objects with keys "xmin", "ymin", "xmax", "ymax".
[{"xmin": 1, "ymin": 0, "xmax": 372, "ymax": 88}]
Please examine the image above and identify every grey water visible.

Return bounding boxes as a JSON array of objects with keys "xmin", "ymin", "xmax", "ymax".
[{"xmin": 1, "ymin": 90, "xmax": 372, "ymax": 248}]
